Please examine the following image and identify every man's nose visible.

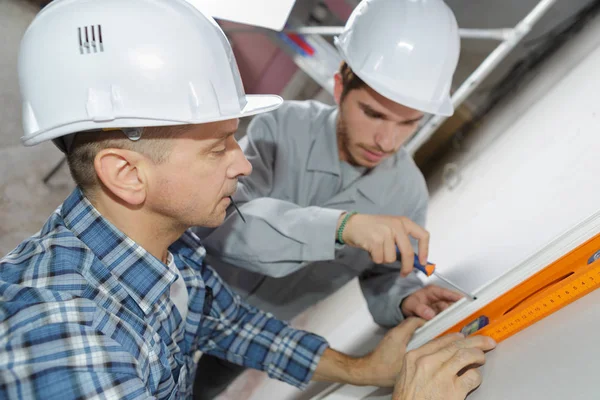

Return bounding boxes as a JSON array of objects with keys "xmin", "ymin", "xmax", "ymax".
[{"xmin": 228, "ymin": 140, "xmax": 252, "ymax": 178}]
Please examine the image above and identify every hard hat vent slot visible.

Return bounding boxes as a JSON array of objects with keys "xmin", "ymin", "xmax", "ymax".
[{"xmin": 78, "ymin": 25, "xmax": 104, "ymax": 54}]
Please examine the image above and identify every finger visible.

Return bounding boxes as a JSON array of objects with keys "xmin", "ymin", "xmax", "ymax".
[
  {"xmin": 400, "ymin": 294, "xmax": 418, "ymax": 317},
  {"xmin": 413, "ymin": 303, "xmax": 436, "ymax": 320},
  {"xmin": 416, "ymin": 334, "xmax": 495, "ymax": 363},
  {"xmin": 370, "ymin": 251, "xmax": 381, "ymax": 265},
  {"xmin": 383, "ymin": 233, "xmax": 397, "ymax": 264},
  {"xmin": 412, "ymin": 332, "xmax": 465, "ymax": 358},
  {"xmin": 392, "ymin": 317, "xmax": 426, "ymax": 343},
  {"xmin": 432, "ymin": 301, "xmax": 451, "ymax": 314},
  {"xmin": 443, "ymin": 347, "xmax": 486, "ymax": 376},
  {"xmin": 402, "ymin": 219, "xmax": 430, "ymax": 264},
  {"xmin": 425, "ymin": 285, "xmax": 464, "ymax": 302},
  {"xmin": 395, "ymin": 233, "xmax": 414, "ymax": 277},
  {"xmin": 460, "ymin": 335, "xmax": 497, "ymax": 353},
  {"xmin": 417, "ymin": 234, "xmax": 430, "ymax": 266},
  {"xmin": 419, "ymin": 338, "xmax": 486, "ymax": 372},
  {"xmin": 370, "ymin": 241, "xmax": 384, "ymax": 264},
  {"xmin": 456, "ymin": 368, "xmax": 483, "ymax": 396}
]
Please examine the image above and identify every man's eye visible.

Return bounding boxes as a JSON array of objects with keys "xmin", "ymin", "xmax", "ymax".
[
  {"xmin": 364, "ymin": 110, "xmax": 380, "ymax": 119},
  {"xmin": 213, "ymin": 148, "xmax": 226, "ymax": 154}
]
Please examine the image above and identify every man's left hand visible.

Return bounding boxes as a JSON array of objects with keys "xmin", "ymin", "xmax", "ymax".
[{"xmin": 401, "ymin": 285, "xmax": 463, "ymax": 320}]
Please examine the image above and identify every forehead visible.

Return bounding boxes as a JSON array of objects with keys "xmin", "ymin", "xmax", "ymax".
[
  {"xmin": 178, "ymin": 119, "xmax": 240, "ymax": 142},
  {"xmin": 350, "ymin": 85, "xmax": 424, "ymax": 121}
]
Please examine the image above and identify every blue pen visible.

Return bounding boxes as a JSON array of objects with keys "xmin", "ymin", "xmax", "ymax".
[{"xmin": 397, "ymin": 249, "xmax": 477, "ymax": 301}]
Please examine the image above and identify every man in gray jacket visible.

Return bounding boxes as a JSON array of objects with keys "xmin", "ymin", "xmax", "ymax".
[{"xmin": 194, "ymin": 0, "xmax": 464, "ymax": 397}]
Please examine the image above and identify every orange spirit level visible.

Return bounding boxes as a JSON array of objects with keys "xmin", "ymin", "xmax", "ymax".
[{"xmin": 440, "ymin": 233, "xmax": 600, "ymax": 343}]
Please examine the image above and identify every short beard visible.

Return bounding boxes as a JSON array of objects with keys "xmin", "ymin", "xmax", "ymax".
[{"xmin": 336, "ymin": 112, "xmax": 362, "ymax": 167}]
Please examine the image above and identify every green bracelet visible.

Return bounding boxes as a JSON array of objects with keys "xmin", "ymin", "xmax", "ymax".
[{"xmin": 337, "ymin": 211, "xmax": 358, "ymax": 245}]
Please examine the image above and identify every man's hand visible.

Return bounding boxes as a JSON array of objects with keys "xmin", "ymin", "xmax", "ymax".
[
  {"xmin": 358, "ymin": 317, "xmax": 427, "ymax": 387},
  {"xmin": 339, "ymin": 213, "xmax": 429, "ymax": 277},
  {"xmin": 313, "ymin": 318, "xmax": 425, "ymax": 387},
  {"xmin": 393, "ymin": 334, "xmax": 497, "ymax": 400},
  {"xmin": 312, "ymin": 318, "xmax": 496, "ymax": 396},
  {"xmin": 401, "ymin": 285, "xmax": 464, "ymax": 320}
]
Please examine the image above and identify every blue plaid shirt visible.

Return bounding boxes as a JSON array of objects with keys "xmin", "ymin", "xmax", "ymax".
[{"xmin": 0, "ymin": 188, "xmax": 328, "ymax": 399}]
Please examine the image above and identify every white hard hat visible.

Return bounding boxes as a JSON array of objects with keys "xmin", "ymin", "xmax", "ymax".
[
  {"xmin": 335, "ymin": 0, "xmax": 460, "ymax": 116},
  {"xmin": 18, "ymin": 0, "xmax": 283, "ymax": 147}
]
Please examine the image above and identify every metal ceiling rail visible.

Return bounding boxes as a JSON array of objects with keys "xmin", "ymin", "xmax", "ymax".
[
  {"xmin": 224, "ymin": 26, "xmax": 516, "ymax": 41},
  {"xmin": 283, "ymin": 26, "xmax": 515, "ymax": 41},
  {"xmin": 405, "ymin": 0, "xmax": 557, "ymax": 155}
]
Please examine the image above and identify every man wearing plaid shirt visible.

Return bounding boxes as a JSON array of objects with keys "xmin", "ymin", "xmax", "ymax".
[{"xmin": 0, "ymin": 0, "xmax": 495, "ymax": 399}]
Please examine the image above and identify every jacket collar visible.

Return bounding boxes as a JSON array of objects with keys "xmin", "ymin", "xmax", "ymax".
[
  {"xmin": 306, "ymin": 106, "xmax": 341, "ymax": 176},
  {"xmin": 61, "ymin": 188, "xmax": 177, "ymax": 315}
]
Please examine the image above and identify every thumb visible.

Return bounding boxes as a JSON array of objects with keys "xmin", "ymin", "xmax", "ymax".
[{"xmin": 392, "ymin": 317, "xmax": 426, "ymax": 344}]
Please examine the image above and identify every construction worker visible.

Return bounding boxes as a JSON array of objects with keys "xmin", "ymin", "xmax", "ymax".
[
  {"xmin": 0, "ymin": 0, "xmax": 495, "ymax": 399},
  {"xmin": 193, "ymin": 0, "xmax": 467, "ymax": 397}
]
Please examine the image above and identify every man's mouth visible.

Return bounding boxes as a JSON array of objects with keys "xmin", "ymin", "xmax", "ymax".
[
  {"xmin": 224, "ymin": 183, "xmax": 238, "ymax": 198},
  {"xmin": 361, "ymin": 147, "xmax": 386, "ymax": 162}
]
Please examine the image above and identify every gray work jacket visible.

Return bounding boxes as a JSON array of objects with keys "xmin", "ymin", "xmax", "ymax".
[{"xmin": 195, "ymin": 100, "xmax": 428, "ymax": 327}]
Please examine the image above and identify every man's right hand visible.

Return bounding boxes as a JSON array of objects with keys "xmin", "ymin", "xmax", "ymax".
[
  {"xmin": 339, "ymin": 213, "xmax": 430, "ymax": 276},
  {"xmin": 392, "ymin": 334, "xmax": 497, "ymax": 400}
]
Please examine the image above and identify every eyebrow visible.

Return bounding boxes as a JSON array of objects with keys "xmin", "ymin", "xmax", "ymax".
[
  {"xmin": 215, "ymin": 130, "xmax": 237, "ymax": 139},
  {"xmin": 358, "ymin": 102, "xmax": 424, "ymax": 125},
  {"xmin": 206, "ymin": 130, "xmax": 237, "ymax": 149}
]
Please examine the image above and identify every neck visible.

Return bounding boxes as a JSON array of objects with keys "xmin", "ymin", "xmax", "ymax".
[{"xmin": 90, "ymin": 191, "xmax": 184, "ymax": 264}]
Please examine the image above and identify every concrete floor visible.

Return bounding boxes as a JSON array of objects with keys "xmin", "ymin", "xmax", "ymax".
[{"xmin": 0, "ymin": 0, "xmax": 74, "ymax": 256}]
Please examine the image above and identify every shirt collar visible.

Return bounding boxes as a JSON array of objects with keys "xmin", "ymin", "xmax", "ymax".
[
  {"xmin": 355, "ymin": 155, "xmax": 399, "ymax": 206},
  {"xmin": 306, "ymin": 106, "xmax": 341, "ymax": 176},
  {"xmin": 61, "ymin": 188, "xmax": 177, "ymax": 315}
]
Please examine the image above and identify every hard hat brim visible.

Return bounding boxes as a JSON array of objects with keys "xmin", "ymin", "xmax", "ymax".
[
  {"xmin": 21, "ymin": 94, "xmax": 283, "ymax": 147},
  {"xmin": 239, "ymin": 94, "xmax": 283, "ymax": 119}
]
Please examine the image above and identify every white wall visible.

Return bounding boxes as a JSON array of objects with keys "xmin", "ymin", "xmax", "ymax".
[{"xmin": 425, "ymin": 9, "xmax": 600, "ymax": 292}]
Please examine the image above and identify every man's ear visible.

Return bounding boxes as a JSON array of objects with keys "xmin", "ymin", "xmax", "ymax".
[
  {"xmin": 94, "ymin": 149, "xmax": 147, "ymax": 206},
  {"xmin": 333, "ymin": 72, "xmax": 344, "ymax": 105}
]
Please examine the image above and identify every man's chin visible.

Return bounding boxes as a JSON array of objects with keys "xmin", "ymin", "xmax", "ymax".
[
  {"xmin": 204, "ymin": 214, "xmax": 227, "ymax": 228},
  {"xmin": 190, "ymin": 210, "xmax": 228, "ymax": 229},
  {"xmin": 349, "ymin": 153, "xmax": 383, "ymax": 168}
]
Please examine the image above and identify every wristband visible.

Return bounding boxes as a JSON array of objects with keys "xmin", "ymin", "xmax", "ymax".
[{"xmin": 336, "ymin": 211, "xmax": 357, "ymax": 245}]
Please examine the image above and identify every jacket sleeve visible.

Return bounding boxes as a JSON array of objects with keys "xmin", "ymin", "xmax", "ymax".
[{"xmin": 198, "ymin": 260, "xmax": 329, "ymax": 390}]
